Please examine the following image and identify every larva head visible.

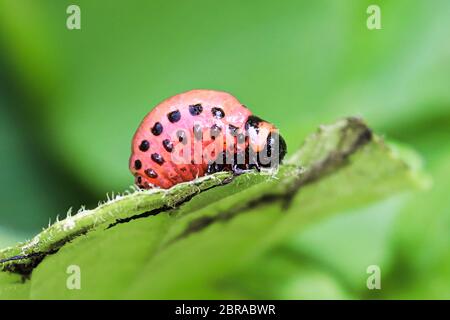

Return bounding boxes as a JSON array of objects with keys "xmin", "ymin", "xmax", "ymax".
[{"xmin": 245, "ymin": 115, "xmax": 287, "ymax": 168}]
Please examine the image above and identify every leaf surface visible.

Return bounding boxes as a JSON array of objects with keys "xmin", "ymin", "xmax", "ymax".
[{"xmin": 0, "ymin": 118, "xmax": 425, "ymax": 299}]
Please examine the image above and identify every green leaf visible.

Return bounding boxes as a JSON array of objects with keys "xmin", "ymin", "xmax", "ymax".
[
  {"xmin": 0, "ymin": 272, "xmax": 30, "ymax": 300},
  {"xmin": 0, "ymin": 118, "xmax": 425, "ymax": 299},
  {"xmin": 223, "ymin": 249, "xmax": 355, "ymax": 299}
]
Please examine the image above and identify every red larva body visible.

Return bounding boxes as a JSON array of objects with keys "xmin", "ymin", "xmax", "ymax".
[{"xmin": 130, "ymin": 89, "xmax": 286, "ymax": 189}]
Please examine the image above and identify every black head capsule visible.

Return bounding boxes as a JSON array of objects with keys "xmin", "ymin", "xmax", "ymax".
[{"xmin": 258, "ymin": 131, "xmax": 287, "ymax": 168}]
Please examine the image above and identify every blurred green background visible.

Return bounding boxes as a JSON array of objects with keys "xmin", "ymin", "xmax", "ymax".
[{"xmin": 0, "ymin": 0, "xmax": 448, "ymax": 299}]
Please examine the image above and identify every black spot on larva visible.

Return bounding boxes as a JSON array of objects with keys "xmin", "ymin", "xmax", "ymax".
[
  {"xmin": 139, "ymin": 140, "xmax": 150, "ymax": 152},
  {"xmin": 162, "ymin": 139, "xmax": 173, "ymax": 152},
  {"xmin": 167, "ymin": 110, "xmax": 181, "ymax": 123},
  {"xmin": 189, "ymin": 103, "xmax": 203, "ymax": 116},
  {"xmin": 151, "ymin": 122, "xmax": 163, "ymax": 136},
  {"xmin": 245, "ymin": 115, "xmax": 264, "ymax": 132},
  {"xmin": 177, "ymin": 130, "xmax": 188, "ymax": 144},
  {"xmin": 145, "ymin": 168, "xmax": 158, "ymax": 178},
  {"xmin": 151, "ymin": 153, "xmax": 165, "ymax": 165},
  {"xmin": 210, "ymin": 124, "xmax": 222, "ymax": 140},
  {"xmin": 193, "ymin": 124, "xmax": 203, "ymax": 140},
  {"xmin": 134, "ymin": 159, "xmax": 142, "ymax": 170},
  {"xmin": 228, "ymin": 124, "xmax": 239, "ymax": 136},
  {"xmin": 137, "ymin": 176, "xmax": 142, "ymax": 184},
  {"xmin": 211, "ymin": 107, "xmax": 225, "ymax": 119}
]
